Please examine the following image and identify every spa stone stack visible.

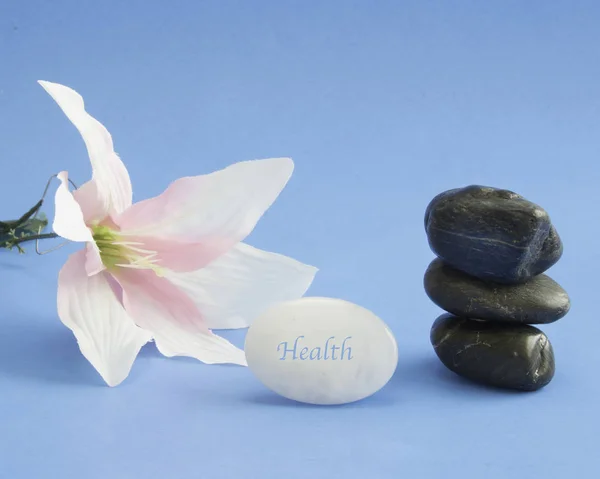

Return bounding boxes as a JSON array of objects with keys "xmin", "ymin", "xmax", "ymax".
[{"xmin": 424, "ymin": 186, "xmax": 570, "ymax": 391}]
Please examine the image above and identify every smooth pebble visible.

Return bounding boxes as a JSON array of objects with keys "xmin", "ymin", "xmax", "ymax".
[
  {"xmin": 245, "ymin": 297, "xmax": 398, "ymax": 405},
  {"xmin": 430, "ymin": 313, "xmax": 555, "ymax": 391},
  {"xmin": 424, "ymin": 258, "xmax": 570, "ymax": 324},
  {"xmin": 425, "ymin": 185, "xmax": 563, "ymax": 283}
]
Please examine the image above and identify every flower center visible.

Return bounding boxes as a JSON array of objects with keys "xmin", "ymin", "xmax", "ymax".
[{"xmin": 91, "ymin": 225, "xmax": 165, "ymax": 275}]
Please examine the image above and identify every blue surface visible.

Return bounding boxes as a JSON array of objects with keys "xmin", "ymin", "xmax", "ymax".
[{"xmin": 1, "ymin": 1, "xmax": 598, "ymax": 477}]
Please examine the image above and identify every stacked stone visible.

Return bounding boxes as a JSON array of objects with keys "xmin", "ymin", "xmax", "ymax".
[{"xmin": 424, "ymin": 185, "xmax": 570, "ymax": 391}]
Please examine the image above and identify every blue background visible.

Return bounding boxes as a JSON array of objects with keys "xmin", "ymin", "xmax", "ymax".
[{"xmin": 1, "ymin": 1, "xmax": 598, "ymax": 477}]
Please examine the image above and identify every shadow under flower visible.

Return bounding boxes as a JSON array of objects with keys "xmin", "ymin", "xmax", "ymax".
[
  {"xmin": 0, "ymin": 315, "xmax": 251, "ymax": 387},
  {"xmin": 0, "ymin": 316, "xmax": 109, "ymax": 387},
  {"xmin": 0, "ymin": 258, "xmax": 27, "ymax": 270}
]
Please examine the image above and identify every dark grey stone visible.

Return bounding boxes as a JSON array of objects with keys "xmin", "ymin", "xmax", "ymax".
[
  {"xmin": 424, "ymin": 258, "xmax": 570, "ymax": 324},
  {"xmin": 430, "ymin": 314, "xmax": 555, "ymax": 391},
  {"xmin": 424, "ymin": 185, "xmax": 563, "ymax": 283}
]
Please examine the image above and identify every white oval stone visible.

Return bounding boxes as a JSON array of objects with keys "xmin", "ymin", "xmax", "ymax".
[{"xmin": 244, "ymin": 297, "xmax": 398, "ymax": 405}]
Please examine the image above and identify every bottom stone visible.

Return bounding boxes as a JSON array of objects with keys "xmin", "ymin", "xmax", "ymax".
[{"xmin": 430, "ymin": 314, "xmax": 555, "ymax": 391}]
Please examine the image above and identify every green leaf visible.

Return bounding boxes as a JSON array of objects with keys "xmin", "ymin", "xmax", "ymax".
[{"xmin": 0, "ymin": 213, "xmax": 48, "ymax": 252}]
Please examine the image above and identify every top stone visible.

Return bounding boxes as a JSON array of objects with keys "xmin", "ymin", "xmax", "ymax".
[{"xmin": 425, "ymin": 185, "xmax": 563, "ymax": 283}]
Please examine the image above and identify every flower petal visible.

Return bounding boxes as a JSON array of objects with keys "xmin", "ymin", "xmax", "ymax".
[
  {"xmin": 115, "ymin": 268, "xmax": 247, "ymax": 365},
  {"xmin": 72, "ymin": 179, "xmax": 108, "ymax": 224},
  {"xmin": 115, "ymin": 158, "xmax": 294, "ymax": 270},
  {"xmin": 165, "ymin": 242, "xmax": 318, "ymax": 329},
  {"xmin": 53, "ymin": 171, "xmax": 93, "ymax": 242},
  {"xmin": 38, "ymin": 80, "xmax": 132, "ymax": 216},
  {"xmin": 113, "ymin": 235, "xmax": 228, "ymax": 273},
  {"xmin": 57, "ymin": 249, "xmax": 152, "ymax": 386},
  {"xmin": 84, "ymin": 241, "xmax": 106, "ymax": 276}
]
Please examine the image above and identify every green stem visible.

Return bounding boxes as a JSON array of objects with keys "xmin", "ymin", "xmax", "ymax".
[
  {"xmin": 0, "ymin": 199, "xmax": 44, "ymax": 233},
  {"xmin": 1, "ymin": 201, "xmax": 51, "ymax": 253},
  {"xmin": 1, "ymin": 175, "xmax": 79, "ymax": 254},
  {"xmin": 9, "ymin": 232, "xmax": 58, "ymax": 245}
]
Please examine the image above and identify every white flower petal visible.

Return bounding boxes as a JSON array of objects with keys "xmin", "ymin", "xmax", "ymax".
[
  {"xmin": 38, "ymin": 80, "xmax": 133, "ymax": 216},
  {"xmin": 84, "ymin": 241, "xmax": 106, "ymax": 276},
  {"xmin": 116, "ymin": 158, "xmax": 294, "ymax": 246},
  {"xmin": 164, "ymin": 242, "xmax": 318, "ymax": 330},
  {"xmin": 115, "ymin": 268, "xmax": 247, "ymax": 366},
  {"xmin": 57, "ymin": 249, "xmax": 152, "ymax": 386},
  {"xmin": 152, "ymin": 328, "xmax": 248, "ymax": 365},
  {"xmin": 72, "ymin": 179, "xmax": 110, "ymax": 224},
  {"xmin": 53, "ymin": 171, "xmax": 93, "ymax": 242}
]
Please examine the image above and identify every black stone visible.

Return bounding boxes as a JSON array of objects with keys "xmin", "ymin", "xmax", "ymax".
[
  {"xmin": 430, "ymin": 314, "xmax": 555, "ymax": 391},
  {"xmin": 424, "ymin": 258, "xmax": 570, "ymax": 324},
  {"xmin": 424, "ymin": 185, "xmax": 563, "ymax": 283}
]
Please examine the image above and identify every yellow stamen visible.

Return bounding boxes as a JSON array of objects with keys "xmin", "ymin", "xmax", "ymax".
[{"xmin": 91, "ymin": 225, "xmax": 165, "ymax": 276}]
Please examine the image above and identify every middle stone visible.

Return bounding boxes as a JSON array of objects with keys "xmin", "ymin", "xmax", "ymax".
[{"xmin": 424, "ymin": 258, "xmax": 570, "ymax": 324}]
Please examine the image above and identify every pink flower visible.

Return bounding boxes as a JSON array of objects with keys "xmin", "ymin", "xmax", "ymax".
[{"xmin": 39, "ymin": 80, "xmax": 317, "ymax": 386}]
